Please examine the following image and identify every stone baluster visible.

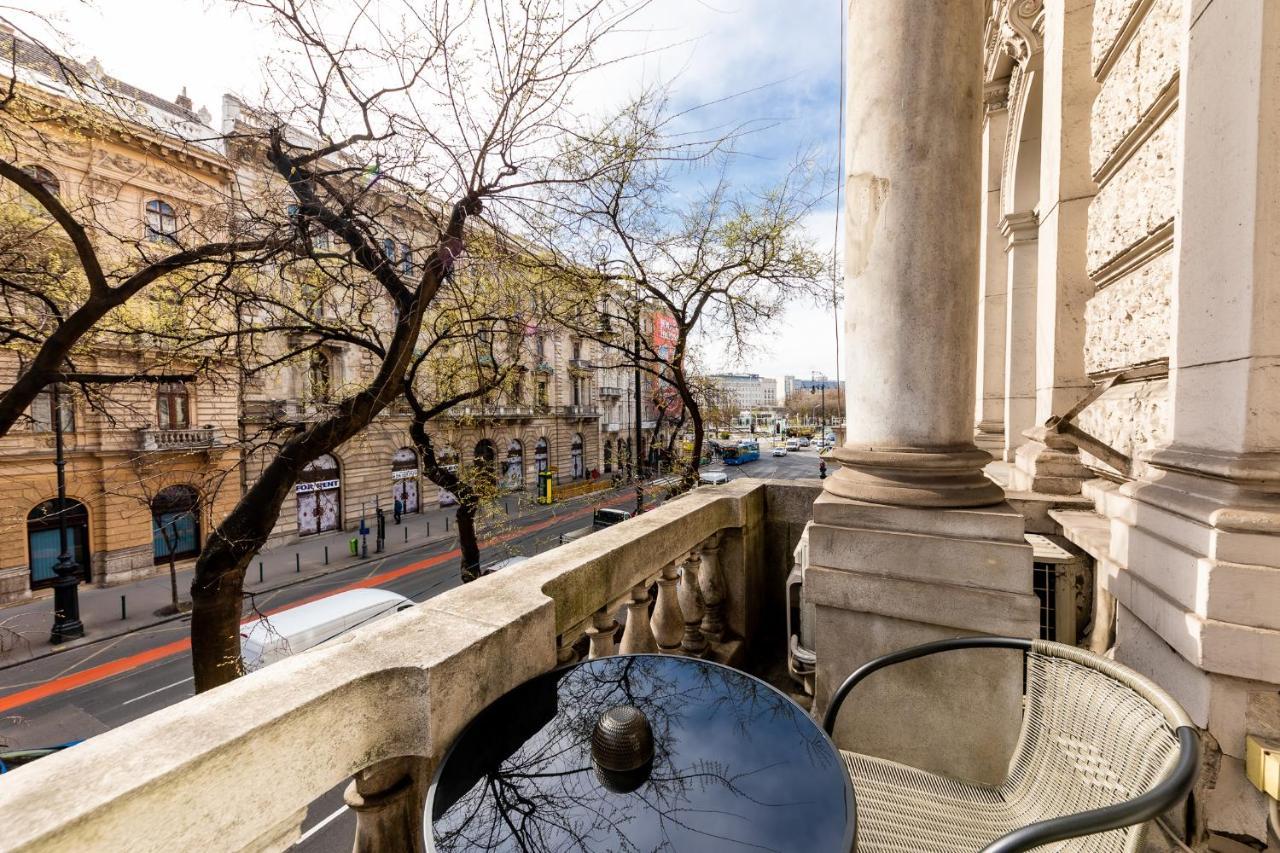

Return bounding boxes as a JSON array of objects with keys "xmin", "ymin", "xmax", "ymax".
[
  {"xmin": 585, "ymin": 608, "xmax": 618, "ymax": 659},
  {"xmin": 651, "ymin": 560, "xmax": 684, "ymax": 652},
  {"xmin": 348, "ymin": 756, "xmax": 426, "ymax": 853},
  {"xmin": 678, "ymin": 550, "xmax": 707, "ymax": 657},
  {"xmin": 618, "ymin": 582, "xmax": 657, "ymax": 654},
  {"xmin": 556, "ymin": 637, "xmax": 579, "ymax": 667},
  {"xmin": 697, "ymin": 533, "xmax": 726, "ymax": 643}
]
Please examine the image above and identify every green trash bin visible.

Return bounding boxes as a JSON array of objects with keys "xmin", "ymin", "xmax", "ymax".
[{"xmin": 349, "ymin": 537, "xmax": 359, "ymax": 556}]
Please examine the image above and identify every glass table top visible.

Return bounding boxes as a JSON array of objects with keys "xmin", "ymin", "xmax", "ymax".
[{"xmin": 427, "ymin": 654, "xmax": 855, "ymax": 852}]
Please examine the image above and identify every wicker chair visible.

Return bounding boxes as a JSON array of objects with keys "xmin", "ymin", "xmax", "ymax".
[{"xmin": 823, "ymin": 637, "xmax": 1200, "ymax": 853}]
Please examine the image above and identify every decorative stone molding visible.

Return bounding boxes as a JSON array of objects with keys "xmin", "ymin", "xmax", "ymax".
[
  {"xmin": 999, "ymin": 210, "xmax": 1039, "ymax": 248},
  {"xmin": 985, "ymin": 0, "xmax": 1046, "ymax": 82},
  {"xmin": 984, "ymin": 80, "xmax": 1011, "ymax": 114}
]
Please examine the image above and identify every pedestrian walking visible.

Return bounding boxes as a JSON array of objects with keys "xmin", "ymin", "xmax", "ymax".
[
  {"xmin": 393, "ymin": 496, "xmax": 403, "ymax": 525},
  {"xmin": 819, "ymin": 460, "xmax": 827, "ymax": 479}
]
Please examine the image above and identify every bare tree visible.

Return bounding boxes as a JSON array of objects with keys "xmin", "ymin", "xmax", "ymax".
[
  {"xmin": 529, "ymin": 114, "xmax": 830, "ymax": 493},
  {"xmin": 0, "ymin": 24, "xmax": 295, "ymax": 438},
  {"xmin": 185, "ymin": 0, "xmax": 671, "ymax": 690}
]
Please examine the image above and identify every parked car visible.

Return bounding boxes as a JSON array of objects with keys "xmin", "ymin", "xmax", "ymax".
[
  {"xmin": 699, "ymin": 471, "xmax": 729, "ymax": 486},
  {"xmin": 785, "ymin": 438, "xmax": 801, "ymax": 451},
  {"xmin": 799, "ymin": 437, "xmax": 811, "ymax": 447},
  {"xmin": 772, "ymin": 446, "xmax": 788, "ymax": 457},
  {"xmin": 559, "ymin": 507, "xmax": 634, "ymax": 545},
  {"xmin": 240, "ymin": 588, "xmax": 413, "ymax": 672},
  {"xmin": 480, "ymin": 555, "xmax": 529, "ymax": 576},
  {"xmin": 0, "ymin": 742, "xmax": 80, "ymax": 774}
]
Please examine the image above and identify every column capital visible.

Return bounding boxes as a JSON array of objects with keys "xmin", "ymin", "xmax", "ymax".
[{"xmin": 999, "ymin": 210, "xmax": 1039, "ymax": 246}]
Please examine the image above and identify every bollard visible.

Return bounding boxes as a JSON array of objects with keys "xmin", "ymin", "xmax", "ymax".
[
  {"xmin": 121, "ymin": 595, "xmax": 127, "ymax": 620},
  {"xmin": 324, "ymin": 545, "xmax": 329, "ymax": 565},
  {"xmin": 404, "ymin": 527, "xmax": 408, "ymax": 543},
  {"xmin": 427, "ymin": 521, "xmax": 431, "ymax": 537},
  {"xmin": 295, "ymin": 553, "xmax": 300, "ymax": 573},
  {"xmin": 259, "ymin": 561, "xmax": 264, "ymax": 583},
  {"xmin": 446, "ymin": 516, "xmax": 450, "ymax": 532}
]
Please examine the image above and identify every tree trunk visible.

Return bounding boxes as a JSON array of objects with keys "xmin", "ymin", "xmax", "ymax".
[
  {"xmin": 455, "ymin": 499, "xmax": 481, "ymax": 583},
  {"xmin": 168, "ymin": 554, "xmax": 179, "ymax": 612},
  {"xmin": 190, "ymin": 544, "xmax": 250, "ymax": 692}
]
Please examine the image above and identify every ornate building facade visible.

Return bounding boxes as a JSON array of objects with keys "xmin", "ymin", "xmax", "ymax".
[{"xmin": 965, "ymin": 0, "xmax": 1279, "ymax": 842}]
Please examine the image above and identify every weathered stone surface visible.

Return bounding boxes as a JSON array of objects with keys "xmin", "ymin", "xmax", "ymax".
[
  {"xmin": 1091, "ymin": 0, "xmax": 1181, "ymax": 173},
  {"xmin": 1084, "ymin": 248, "xmax": 1173, "ymax": 374},
  {"xmin": 1087, "ymin": 115, "xmax": 1178, "ymax": 275},
  {"xmin": 1092, "ymin": 0, "xmax": 1139, "ymax": 72},
  {"xmin": 1075, "ymin": 377, "xmax": 1169, "ymax": 476}
]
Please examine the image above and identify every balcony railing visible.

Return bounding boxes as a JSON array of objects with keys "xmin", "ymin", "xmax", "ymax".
[
  {"xmin": 138, "ymin": 426, "xmax": 218, "ymax": 451},
  {"xmin": 444, "ymin": 404, "xmax": 535, "ymax": 420},
  {"xmin": 568, "ymin": 358, "xmax": 592, "ymax": 372},
  {"xmin": 559, "ymin": 404, "xmax": 600, "ymax": 418},
  {"xmin": 599, "ymin": 385, "xmax": 624, "ymax": 398},
  {"xmin": 606, "ymin": 421, "xmax": 621, "ymax": 432},
  {"xmin": 1, "ymin": 480, "xmax": 818, "ymax": 851}
]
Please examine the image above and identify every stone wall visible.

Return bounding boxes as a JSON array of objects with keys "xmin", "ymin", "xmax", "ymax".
[{"xmin": 1079, "ymin": 0, "xmax": 1182, "ymax": 471}]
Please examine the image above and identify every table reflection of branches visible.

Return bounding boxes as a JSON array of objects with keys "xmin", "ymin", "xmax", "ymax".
[{"xmin": 431, "ymin": 656, "xmax": 840, "ymax": 853}]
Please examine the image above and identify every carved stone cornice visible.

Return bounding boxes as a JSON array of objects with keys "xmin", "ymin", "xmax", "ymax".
[
  {"xmin": 999, "ymin": 210, "xmax": 1039, "ymax": 247},
  {"xmin": 985, "ymin": 0, "xmax": 1046, "ymax": 81}
]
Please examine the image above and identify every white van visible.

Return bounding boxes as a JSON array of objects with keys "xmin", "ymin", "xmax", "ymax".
[
  {"xmin": 785, "ymin": 438, "xmax": 801, "ymax": 451},
  {"xmin": 241, "ymin": 588, "xmax": 413, "ymax": 671}
]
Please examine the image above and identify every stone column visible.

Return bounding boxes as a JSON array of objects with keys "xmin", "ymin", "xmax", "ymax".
[
  {"xmin": 348, "ymin": 756, "xmax": 427, "ymax": 853},
  {"xmin": 1001, "ymin": 210, "xmax": 1040, "ymax": 463},
  {"xmin": 1011, "ymin": 0, "xmax": 1096, "ymax": 494},
  {"xmin": 807, "ymin": 0, "xmax": 1040, "ymax": 786},
  {"xmin": 1108, "ymin": 0, "xmax": 1280, "ymax": 841},
  {"xmin": 975, "ymin": 84, "xmax": 1011, "ymax": 455}
]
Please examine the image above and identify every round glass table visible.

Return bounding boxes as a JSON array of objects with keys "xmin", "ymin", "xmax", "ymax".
[{"xmin": 426, "ymin": 654, "xmax": 855, "ymax": 852}]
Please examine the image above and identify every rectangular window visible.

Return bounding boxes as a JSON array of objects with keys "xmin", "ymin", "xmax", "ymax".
[
  {"xmin": 156, "ymin": 383, "xmax": 190, "ymax": 430},
  {"xmin": 536, "ymin": 381, "xmax": 548, "ymax": 407},
  {"xmin": 400, "ymin": 243, "xmax": 412, "ymax": 276},
  {"xmin": 31, "ymin": 387, "xmax": 75, "ymax": 433}
]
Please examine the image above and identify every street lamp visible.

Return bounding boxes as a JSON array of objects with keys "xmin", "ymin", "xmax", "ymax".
[
  {"xmin": 49, "ymin": 382, "xmax": 85, "ymax": 644},
  {"xmin": 811, "ymin": 370, "xmax": 826, "ymax": 437}
]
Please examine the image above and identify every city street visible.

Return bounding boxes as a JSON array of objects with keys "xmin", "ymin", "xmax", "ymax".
[{"xmin": 0, "ymin": 456, "xmax": 823, "ymax": 851}]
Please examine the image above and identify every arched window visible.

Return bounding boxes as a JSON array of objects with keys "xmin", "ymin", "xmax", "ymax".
[
  {"xmin": 145, "ymin": 199, "xmax": 178, "ymax": 242},
  {"xmin": 23, "ymin": 165, "xmax": 60, "ymax": 198},
  {"xmin": 571, "ymin": 433, "xmax": 584, "ymax": 479},
  {"xmin": 152, "ymin": 485, "xmax": 201, "ymax": 564},
  {"xmin": 382, "ymin": 237, "xmax": 396, "ymax": 260},
  {"xmin": 504, "ymin": 439, "xmax": 524, "ymax": 489},
  {"xmin": 308, "ymin": 351, "xmax": 332, "ymax": 404},
  {"xmin": 603, "ymin": 440, "xmax": 613, "ymax": 473},
  {"xmin": 474, "ymin": 439, "xmax": 497, "ymax": 489},
  {"xmin": 156, "ymin": 382, "xmax": 190, "ymax": 430},
  {"xmin": 534, "ymin": 437, "xmax": 549, "ymax": 474},
  {"xmin": 27, "ymin": 498, "xmax": 90, "ymax": 588}
]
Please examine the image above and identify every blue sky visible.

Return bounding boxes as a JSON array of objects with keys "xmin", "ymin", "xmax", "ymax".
[{"xmin": 30, "ymin": 0, "xmax": 846, "ymax": 382}]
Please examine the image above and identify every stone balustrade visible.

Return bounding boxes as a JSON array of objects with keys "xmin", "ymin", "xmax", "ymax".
[
  {"xmin": 1, "ymin": 479, "xmax": 820, "ymax": 853},
  {"xmin": 138, "ymin": 425, "xmax": 218, "ymax": 451}
]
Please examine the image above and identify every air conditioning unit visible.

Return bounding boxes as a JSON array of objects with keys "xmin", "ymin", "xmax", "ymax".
[{"xmin": 1025, "ymin": 533, "xmax": 1092, "ymax": 645}]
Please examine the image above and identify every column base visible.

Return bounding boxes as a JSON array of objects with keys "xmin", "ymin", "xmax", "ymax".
[
  {"xmin": 803, "ymin": 493, "xmax": 1039, "ymax": 786},
  {"xmin": 824, "ymin": 444, "xmax": 1005, "ymax": 508},
  {"xmin": 1010, "ymin": 427, "xmax": 1090, "ymax": 495},
  {"xmin": 974, "ymin": 419, "xmax": 1005, "ymax": 455},
  {"xmin": 1103, "ymin": 444, "xmax": 1280, "ymax": 843}
]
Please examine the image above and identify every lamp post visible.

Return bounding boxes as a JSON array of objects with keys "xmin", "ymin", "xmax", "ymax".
[
  {"xmin": 812, "ymin": 371, "xmax": 826, "ymax": 435},
  {"xmin": 49, "ymin": 382, "xmax": 85, "ymax": 644}
]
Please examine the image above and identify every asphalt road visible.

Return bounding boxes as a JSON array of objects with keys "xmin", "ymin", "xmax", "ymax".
[{"xmin": 0, "ymin": 452, "xmax": 821, "ymax": 850}]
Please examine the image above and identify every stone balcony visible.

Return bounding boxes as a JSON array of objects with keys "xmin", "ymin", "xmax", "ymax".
[
  {"xmin": 443, "ymin": 404, "xmax": 536, "ymax": 421},
  {"xmin": 598, "ymin": 385, "xmax": 624, "ymax": 398},
  {"xmin": 137, "ymin": 426, "xmax": 219, "ymax": 451},
  {"xmin": 2, "ymin": 479, "xmax": 817, "ymax": 851}
]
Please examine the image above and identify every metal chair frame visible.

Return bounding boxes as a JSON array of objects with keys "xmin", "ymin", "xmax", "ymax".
[{"xmin": 823, "ymin": 636, "xmax": 1200, "ymax": 853}]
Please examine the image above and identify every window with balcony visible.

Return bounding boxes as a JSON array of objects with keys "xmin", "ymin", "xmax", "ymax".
[
  {"xmin": 145, "ymin": 199, "xmax": 178, "ymax": 243},
  {"xmin": 309, "ymin": 351, "xmax": 333, "ymax": 404},
  {"xmin": 21, "ymin": 163, "xmax": 60, "ymax": 212},
  {"xmin": 30, "ymin": 386, "xmax": 74, "ymax": 433},
  {"xmin": 156, "ymin": 383, "xmax": 191, "ymax": 430}
]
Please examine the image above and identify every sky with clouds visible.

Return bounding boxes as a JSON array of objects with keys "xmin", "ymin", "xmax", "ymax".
[{"xmin": 27, "ymin": 0, "xmax": 846, "ymax": 384}]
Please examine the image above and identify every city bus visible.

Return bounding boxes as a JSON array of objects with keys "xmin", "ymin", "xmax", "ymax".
[{"xmin": 722, "ymin": 440, "xmax": 760, "ymax": 466}]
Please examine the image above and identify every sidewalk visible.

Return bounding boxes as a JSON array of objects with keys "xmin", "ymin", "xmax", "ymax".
[{"xmin": 0, "ymin": 502, "xmax": 465, "ymax": 669}]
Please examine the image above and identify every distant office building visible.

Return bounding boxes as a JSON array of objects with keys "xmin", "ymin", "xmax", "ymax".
[
  {"xmin": 707, "ymin": 374, "xmax": 778, "ymax": 410},
  {"xmin": 782, "ymin": 374, "xmax": 845, "ymax": 399}
]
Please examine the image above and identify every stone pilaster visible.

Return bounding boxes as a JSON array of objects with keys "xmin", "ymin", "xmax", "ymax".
[
  {"xmin": 810, "ymin": 0, "xmax": 1040, "ymax": 787},
  {"xmin": 1105, "ymin": 0, "xmax": 1280, "ymax": 842}
]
